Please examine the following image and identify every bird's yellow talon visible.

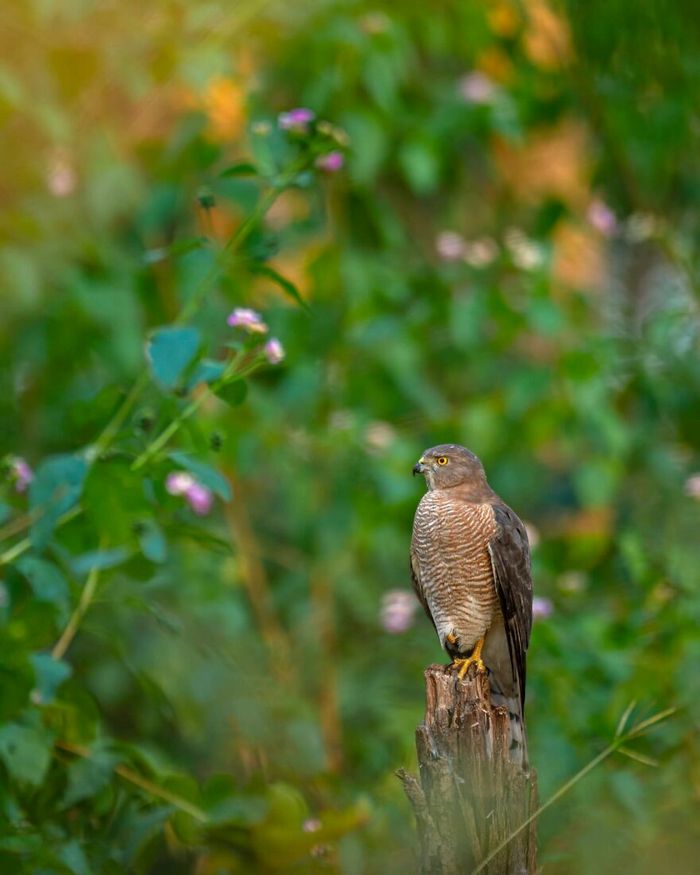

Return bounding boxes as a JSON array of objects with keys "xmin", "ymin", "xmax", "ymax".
[
  {"xmin": 446, "ymin": 632, "xmax": 458, "ymax": 645},
  {"xmin": 456, "ymin": 656, "xmax": 486, "ymax": 679},
  {"xmin": 452, "ymin": 637, "xmax": 486, "ymax": 680}
]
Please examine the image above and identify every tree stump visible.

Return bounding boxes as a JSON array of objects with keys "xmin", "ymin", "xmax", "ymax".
[{"xmin": 398, "ymin": 664, "xmax": 538, "ymax": 875}]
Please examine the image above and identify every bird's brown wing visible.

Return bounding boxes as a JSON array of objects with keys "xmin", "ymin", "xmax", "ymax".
[
  {"xmin": 410, "ymin": 547, "xmax": 438, "ymax": 637},
  {"xmin": 487, "ymin": 503, "xmax": 533, "ymax": 710}
]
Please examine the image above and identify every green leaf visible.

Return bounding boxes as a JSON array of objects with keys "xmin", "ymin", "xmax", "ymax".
[
  {"xmin": 215, "ymin": 379, "xmax": 248, "ymax": 407},
  {"xmin": 29, "ymin": 454, "xmax": 87, "ymax": 549},
  {"xmin": 57, "ymin": 839, "xmax": 91, "ymax": 875},
  {"xmin": 146, "ymin": 326, "xmax": 201, "ymax": 390},
  {"xmin": 203, "ymin": 775, "xmax": 268, "ymax": 826},
  {"xmin": 138, "ymin": 520, "xmax": 167, "ymax": 563},
  {"xmin": 83, "ymin": 459, "xmax": 150, "ymax": 546},
  {"xmin": 398, "ymin": 138, "xmax": 440, "ymax": 195},
  {"xmin": 0, "ymin": 714, "xmax": 54, "ymax": 785},
  {"xmin": 171, "ymin": 524, "xmax": 232, "ymax": 554},
  {"xmin": 186, "ymin": 358, "xmax": 226, "ymax": 390},
  {"xmin": 252, "ymin": 264, "xmax": 307, "ymax": 309},
  {"xmin": 167, "ymin": 236, "xmax": 209, "ymax": 259},
  {"xmin": 31, "ymin": 653, "xmax": 72, "ymax": 704},
  {"xmin": 63, "ymin": 746, "xmax": 117, "ymax": 807},
  {"xmin": 168, "ymin": 453, "xmax": 232, "ymax": 501},
  {"xmin": 16, "ymin": 556, "xmax": 70, "ymax": 611},
  {"xmin": 72, "ymin": 547, "xmax": 131, "ymax": 575},
  {"xmin": 220, "ymin": 161, "xmax": 258, "ymax": 178}
]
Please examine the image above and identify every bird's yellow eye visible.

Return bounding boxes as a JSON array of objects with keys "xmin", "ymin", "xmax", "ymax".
[{"xmin": 437, "ymin": 456, "xmax": 448, "ymax": 466}]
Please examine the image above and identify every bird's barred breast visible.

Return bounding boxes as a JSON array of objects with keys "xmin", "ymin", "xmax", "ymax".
[{"xmin": 412, "ymin": 492, "xmax": 499, "ymax": 651}]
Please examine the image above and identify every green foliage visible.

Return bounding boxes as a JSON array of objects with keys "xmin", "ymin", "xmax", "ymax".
[
  {"xmin": 1, "ymin": 0, "xmax": 700, "ymax": 873},
  {"xmin": 146, "ymin": 327, "xmax": 202, "ymax": 391}
]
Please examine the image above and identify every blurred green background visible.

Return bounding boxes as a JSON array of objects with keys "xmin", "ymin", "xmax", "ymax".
[{"xmin": 1, "ymin": 1, "xmax": 699, "ymax": 872}]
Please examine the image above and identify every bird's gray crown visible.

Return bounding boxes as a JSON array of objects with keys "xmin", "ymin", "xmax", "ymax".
[
  {"xmin": 413, "ymin": 443, "xmax": 489, "ymax": 492},
  {"xmin": 422, "ymin": 444, "xmax": 481, "ymax": 463}
]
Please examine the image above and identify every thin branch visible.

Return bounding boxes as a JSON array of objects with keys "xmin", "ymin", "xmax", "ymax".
[
  {"xmin": 469, "ymin": 705, "xmax": 676, "ymax": 875},
  {"xmin": 55, "ymin": 740, "xmax": 208, "ymax": 822},
  {"xmin": 51, "ymin": 542, "xmax": 105, "ymax": 661},
  {"xmin": 0, "ymin": 506, "xmax": 83, "ymax": 567},
  {"xmin": 222, "ymin": 469, "xmax": 297, "ymax": 687},
  {"xmin": 0, "ymin": 507, "xmax": 41, "ymax": 542}
]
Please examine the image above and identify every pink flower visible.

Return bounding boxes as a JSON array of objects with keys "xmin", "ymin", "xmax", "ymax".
[
  {"xmin": 684, "ymin": 474, "xmax": 700, "ymax": 499},
  {"xmin": 587, "ymin": 199, "xmax": 618, "ymax": 237},
  {"xmin": 185, "ymin": 482, "xmax": 213, "ymax": 516},
  {"xmin": 278, "ymin": 107, "xmax": 315, "ymax": 133},
  {"xmin": 166, "ymin": 471, "xmax": 214, "ymax": 516},
  {"xmin": 436, "ymin": 231, "xmax": 467, "ymax": 262},
  {"xmin": 458, "ymin": 71, "xmax": 498, "ymax": 105},
  {"xmin": 227, "ymin": 308, "xmax": 268, "ymax": 334},
  {"xmin": 264, "ymin": 337, "xmax": 285, "ymax": 364},
  {"xmin": 10, "ymin": 457, "xmax": 33, "ymax": 493},
  {"xmin": 380, "ymin": 590, "xmax": 417, "ymax": 634},
  {"xmin": 532, "ymin": 596, "xmax": 553, "ymax": 621},
  {"xmin": 315, "ymin": 151, "xmax": 344, "ymax": 172},
  {"xmin": 166, "ymin": 471, "xmax": 195, "ymax": 496}
]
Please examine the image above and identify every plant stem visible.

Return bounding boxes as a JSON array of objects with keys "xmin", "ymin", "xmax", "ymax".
[
  {"xmin": 51, "ymin": 550, "xmax": 103, "ymax": 661},
  {"xmin": 0, "ymin": 507, "xmax": 41, "ymax": 542},
  {"xmin": 87, "ymin": 372, "xmax": 151, "ymax": 464},
  {"xmin": 55, "ymin": 740, "xmax": 209, "ymax": 822},
  {"xmin": 470, "ymin": 742, "xmax": 616, "ymax": 875},
  {"xmin": 0, "ymin": 506, "xmax": 83, "ymax": 567},
  {"xmin": 130, "ymin": 353, "xmax": 262, "ymax": 472},
  {"xmin": 92, "ymin": 172, "xmax": 294, "ymax": 466},
  {"xmin": 2, "ymin": 173, "xmax": 295, "ymax": 562},
  {"xmin": 469, "ymin": 705, "xmax": 676, "ymax": 875},
  {"xmin": 131, "ymin": 394, "xmax": 205, "ymax": 472},
  {"xmin": 177, "ymin": 182, "xmax": 283, "ymax": 326}
]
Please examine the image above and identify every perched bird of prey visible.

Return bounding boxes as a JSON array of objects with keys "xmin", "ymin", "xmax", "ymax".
[{"xmin": 411, "ymin": 444, "xmax": 533, "ymax": 765}]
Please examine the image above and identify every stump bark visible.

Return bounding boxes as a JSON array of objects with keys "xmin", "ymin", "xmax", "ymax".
[{"xmin": 398, "ymin": 664, "xmax": 538, "ymax": 875}]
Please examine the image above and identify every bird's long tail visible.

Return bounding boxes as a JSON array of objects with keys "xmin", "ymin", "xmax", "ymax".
[{"xmin": 489, "ymin": 680, "xmax": 528, "ymax": 769}]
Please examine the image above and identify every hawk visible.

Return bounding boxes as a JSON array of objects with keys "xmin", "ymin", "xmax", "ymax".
[{"xmin": 410, "ymin": 444, "xmax": 533, "ymax": 765}]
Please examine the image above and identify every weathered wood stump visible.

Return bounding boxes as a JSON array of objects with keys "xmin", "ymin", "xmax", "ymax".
[{"xmin": 398, "ymin": 664, "xmax": 538, "ymax": 875}]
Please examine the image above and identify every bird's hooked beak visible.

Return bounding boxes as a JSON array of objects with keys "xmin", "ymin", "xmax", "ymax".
[{"xmin": 412, "ymin": 457, "xmax": 426, "ymax": 476}]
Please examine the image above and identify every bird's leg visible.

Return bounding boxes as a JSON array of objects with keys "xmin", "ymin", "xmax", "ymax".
[{"xmin": 453, "ymin": 637, "xmax": 486, "ymax": 680}]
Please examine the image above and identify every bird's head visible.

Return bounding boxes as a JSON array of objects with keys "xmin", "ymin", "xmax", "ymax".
[{"xmin": 412, "ymin": 444, "xmax": 488, "ymax": 492}]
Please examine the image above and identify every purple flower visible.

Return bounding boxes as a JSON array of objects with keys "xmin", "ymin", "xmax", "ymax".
[
  {"xmin": 380, "ymin": 590, "xmax": 417, "ymax": 634},
  {"xmin": 315, "ymin": 151, "xmax": 344, "ymax": 173},
  {"xmin": 436, "ymin": 231, "xmax": 467, "ymax": 262},
  {"xmin": 684, "ymin": 473, "xmax": 700, "ymax": 499},
  {"xmin": 227, "ymin": 307, "xmax": 268, "ymax": 334},
  {"xmin": 10, "ymin": 457, "xmax": 33, "ymax": 493},
  {"xmin": 458, "ymin": 71, "xmax": 498, "ymax": 105},
  {"xmin": 264, "ymin": 337, "xmax": 285, "ymax": 365},
  {"xmin": 587, "ymin": 199, "xmax": 618, "ymax": 237},
  {"xmin": 278, "ymin": 107, "xmax": 315, "ymax": 133},
  {"xmin": 166, "ymin": 471, "xmax": 214, "ymax": 516},
  {"xmin": 532, "ymin": 596, "xmax": 553, "ymax": 621},
  {"xmin": 185, "ymin": 482, "xmax": 214, "ymax": 516}
]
